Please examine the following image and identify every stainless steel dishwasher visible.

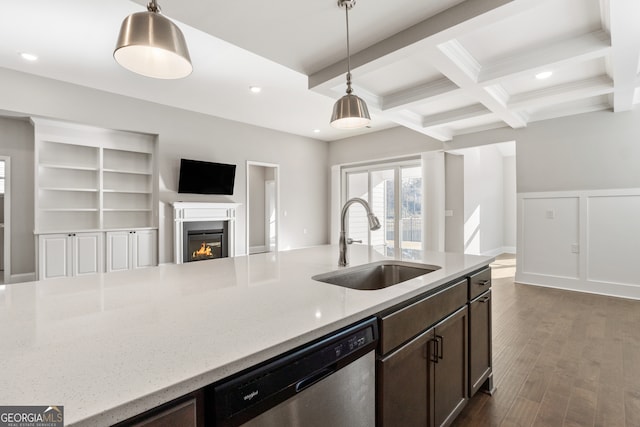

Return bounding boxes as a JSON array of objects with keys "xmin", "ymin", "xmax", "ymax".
[{"xmin": 207, "ymin": 318, "xmax": 378, "ymax": 427}]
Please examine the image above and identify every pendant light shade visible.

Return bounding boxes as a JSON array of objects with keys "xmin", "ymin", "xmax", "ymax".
[
  {"xmin": 331, "ymin": 93, "xmax": 370, "ymax": 129},
  {"xmin": 114, "ymin": 1, "xmax": 192, "ymax": 79},
  {"xmin": 330, "ymin": 0, "xmax": 371, "ymax": 129}
]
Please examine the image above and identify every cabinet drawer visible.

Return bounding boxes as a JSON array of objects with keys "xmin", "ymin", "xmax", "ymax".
[
  {"xmin": 379, "ymin": 280, "xmax": 467, "ymax": 355},
  {"xmin": 469, "ymin": 268, "xmax": 491, "ymax": 300}
]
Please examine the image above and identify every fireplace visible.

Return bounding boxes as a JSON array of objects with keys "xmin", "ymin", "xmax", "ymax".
[
  {"xmin": 182, "ymin": 221, "xmax": 229, "ymax": 263},
  {"xmin": 173, "ymin": 202, "xmax": 240, "ymax": 264}
]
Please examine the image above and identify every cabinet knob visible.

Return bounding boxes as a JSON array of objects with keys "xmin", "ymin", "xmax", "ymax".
[{"xmin": 478, "ymin": 280, "xmax": 490, "ymax": 286}]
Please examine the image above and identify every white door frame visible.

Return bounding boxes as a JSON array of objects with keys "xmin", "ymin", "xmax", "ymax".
[
  {"xmin": 0, "ymin": 156, "xmax": 10, "ymax": 284},
  {"xmin": 246, "ymin": 161, "xmax": 280, "ymax": 255}
]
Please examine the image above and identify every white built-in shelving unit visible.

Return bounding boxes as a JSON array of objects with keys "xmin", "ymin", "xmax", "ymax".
[{"xmin": 32, "ymin": 118, "xmax": 158, "ymax": 279}]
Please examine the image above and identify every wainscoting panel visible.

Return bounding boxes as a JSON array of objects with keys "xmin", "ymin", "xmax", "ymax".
[
  {"xmin": 521, "ymin": 196, "xmax": 579, "ymax": 279},
  {"xmin": 516, "ymin": 189, "xmax": 640, "ymax": 300},
  {"xmin": 587, "ymin": 194, "xmax": 640, "ymax": 286}
]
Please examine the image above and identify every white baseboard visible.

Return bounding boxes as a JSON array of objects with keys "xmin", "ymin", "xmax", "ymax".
[
  {"xmin": 501, "ymin": 246, "xmax": 516, "ymax": 254},
  {"xmin": 515, "ymin": 272, "xmax": 640, "ymax": 301},
  {"xmin": 10, "ymin": 272, "xmax": 36, "ymax": 284},
  {"xmin": 249, "ymin": 245, "xmax": 267, "ymax": 255}
]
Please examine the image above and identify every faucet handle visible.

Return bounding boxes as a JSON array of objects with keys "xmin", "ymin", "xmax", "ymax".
[{"xmin": 346, "ymin": 238, "xmax": 362, "ymax": 245}]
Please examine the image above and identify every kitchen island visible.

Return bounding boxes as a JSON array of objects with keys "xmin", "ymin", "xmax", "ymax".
[{"xmin": 0, "ymin": 245, "xmax": 492, "ymax": 426}]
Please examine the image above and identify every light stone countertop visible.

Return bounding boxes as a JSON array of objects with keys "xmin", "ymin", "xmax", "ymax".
[{"xmin": 0, "ymin": 245, "xmax": 493, "ymax": 426}]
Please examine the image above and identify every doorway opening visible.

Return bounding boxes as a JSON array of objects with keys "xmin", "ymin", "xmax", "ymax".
[
  {"xmin": 246, "ymin": 162, "xmax": 279, "ymax": 255},
  {"xmin": 445, "ymin": 141, "xmax": 516, "ymax": 256}
]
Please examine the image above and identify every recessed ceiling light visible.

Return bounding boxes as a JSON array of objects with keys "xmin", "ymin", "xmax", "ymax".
[
  {"xmin": 535, "ymin": 71, "xmax": 553, "ymax": 80},
  {"xmin": 313, "ymin": 129, "xmax": 320, "ymax": 133},
  {"xmin": 20, "ymin": 52, "xmax": 38, "ymax": 62},
  {"xmin": 249, "ymin": 86, "xmax": 262, "ymax": 93}
]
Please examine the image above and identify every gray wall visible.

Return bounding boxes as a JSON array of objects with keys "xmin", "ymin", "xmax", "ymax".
[
  {"xmin": 448, "ymin": 109, "xmax": 640, "ymax": 193},
  {"xmin": 329, "ymin": 126, "xmax": 443, "ymax": 166},
  {"xmin": 0, "ymin": 68, "xmax": 329, "ymax": 268},
  {"xmin": 0, "ymin": 117, "xmax": 34, "ymax": 275}
]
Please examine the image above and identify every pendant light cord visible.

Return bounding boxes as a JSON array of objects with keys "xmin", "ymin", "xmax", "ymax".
[{"xmin": 345, "ymin": 4, "xmax": 353, "ymax": 95}]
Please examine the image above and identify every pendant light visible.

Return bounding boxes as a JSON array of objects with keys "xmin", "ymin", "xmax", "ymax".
[
  {"xmin": 330, "ymin": 0, "xmax": 371, "ymax": 129},
  {"xmin": 114, "ymin": 0, "xmax": 192, "ymax": 79}
]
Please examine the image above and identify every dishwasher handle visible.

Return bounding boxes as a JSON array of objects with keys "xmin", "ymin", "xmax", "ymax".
[{"xmin": 295, "ymin": 366, "xmax": 336, "ymax": 392}]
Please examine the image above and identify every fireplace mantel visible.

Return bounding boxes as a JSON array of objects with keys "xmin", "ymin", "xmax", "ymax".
[{"xmin": 173, "ymin": 202, "xmax": 241, "ymax": 264}]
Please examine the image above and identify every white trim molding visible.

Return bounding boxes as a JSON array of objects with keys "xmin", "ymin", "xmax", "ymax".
[
  {"xmin": 172, "ymin": 202, "xmax": 241, "ymax": 264},
  {"xmin": 516, "ymin": 188, "xmax": 640, "ymax": 300}
]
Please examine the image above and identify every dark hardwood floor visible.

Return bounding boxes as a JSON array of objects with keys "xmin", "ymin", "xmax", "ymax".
[{"xmin": 452, "ymin": 254, "xmax": 640, "ymax": 427}]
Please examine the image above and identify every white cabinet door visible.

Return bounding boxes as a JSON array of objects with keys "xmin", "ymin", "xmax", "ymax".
[
  {"xmin": 73, "ymin": 232, "xmax": 103, "ymax": 276},
  {"xmin": 39, "ymin": 234, "xmax": 71, "ymax": 280},
  {"xmin": 134, "ymin": 230, "xmax": 157, "ymax": 269},
  {"xmin": 106, "ymin": 230, "xmax": 157, "ymax": 272},
  {"xmin": 39, "ymin": 232, "xmax": 103, "ymax": 279},
  {"xmin": 106, "ymin": 231, "xmax": 131, "ymax": 272}
]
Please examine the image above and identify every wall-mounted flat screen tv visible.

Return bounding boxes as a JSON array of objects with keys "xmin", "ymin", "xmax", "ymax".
[{"xmin": 178, "ymin": 158, "xmax": 236, "ymax": 195}]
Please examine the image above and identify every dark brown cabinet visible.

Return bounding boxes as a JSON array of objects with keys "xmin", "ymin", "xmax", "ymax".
[
  {"xmin": 376, "ymin": 267, "xmax": 493, "ymax": 427},
  {"xmin": 377, "ymin": 304, "xmax": 468, "ymax": 427},
  {"xmin": 469, "ymin": 288, "xmax": 494, "ymax": 396},
  {"xmin": 378, "ymin": 327, "xmax": 435, "ymax": 426},
  {"xmin": 433, "ymin": 307, "xmax": 468, "ymax": 427}
]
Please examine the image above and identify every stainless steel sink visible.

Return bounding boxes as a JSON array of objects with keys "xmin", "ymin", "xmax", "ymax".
[{"xmin": 312, "ymin": 261, "xmax": 440, "ymax": 290}]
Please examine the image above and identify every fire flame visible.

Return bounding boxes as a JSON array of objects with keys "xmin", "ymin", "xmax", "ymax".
[{"xmin": 193, "ymin": 242, "xmax": 212, "ymax": 259}]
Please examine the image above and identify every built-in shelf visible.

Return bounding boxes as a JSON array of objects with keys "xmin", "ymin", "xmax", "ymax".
[
  {"xmin": 41, "ymin": 208, "xmax": 99, "ymax": 212},
  {"xmin": 39, "ymin": 164, "xmax": 99, "ymax": 172},
  {"xmin": 102, "ymin": 188, "xmax": 149, "ymax": 194},
  {"xmin": 103, "ymin": 208, "xmax": 152, "ymax": 212},
  {"xmin": 40, "ymin": 187, "xmax": 98, "ymax": 192},
  {"xmin": 33, "ymin": 118, "xmax": 158, "ymax": 234},
  {"xmin": 103, "ymin": 169, "xmax": 152, "ymax": 176}
]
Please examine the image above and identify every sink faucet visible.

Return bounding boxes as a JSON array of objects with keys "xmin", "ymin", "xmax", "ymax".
[{"xmin": 339, "ymin": 197, "xmax": 381, "ymax": 266}]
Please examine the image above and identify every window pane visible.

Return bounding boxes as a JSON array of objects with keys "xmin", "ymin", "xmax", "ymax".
[
  {"xmin": 346, "ymin": 172, "xmax": 369, "ymax": 244},
  {"xmin": 401, "ymin": 167, "xmax": 422, "ymax": 254},
  {"xmin": 370, "ymin": 169, "xmax": 394, "ymax": 255}
]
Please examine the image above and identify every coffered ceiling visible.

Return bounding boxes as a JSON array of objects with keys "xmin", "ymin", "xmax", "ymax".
[{"xmin": 1, "ymin": 0, "xmax": 639, "ymax": 142}]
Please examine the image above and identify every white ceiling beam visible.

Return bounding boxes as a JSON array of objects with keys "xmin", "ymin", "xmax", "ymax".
[
  {"xmin": 421, "ymin": 104, "xmax": 491, "ymax": 128},
  {"xmin": 381, "ymin": 79, "xmax": 460, "ymax": 112},
  {"xmin": 384, "ymin": 110, "xmax": 454, "ymax": 141},
  {"xmin": 528, "ymin": 98, "xmax": 612, "ymax": 123},
  {"xmin": 431, "ymin": 42, "xmax": 528, "ymax": 128},
  {"xmin": 508, "ymin": 76, "xmax": 613, "ymax": 110},
  {"xmin": 309, "ymin": 0, "xmax": 546, "ymax": 92},
  {"xmin": 452, "ymin": 121, "xmax": 510, "ymax": 138},
  {"xmin": 478, "ymin": 30, "xmax": 611, "ymax": 85},
  {"xmin": 608, "ymin": 0, "xmax": 640, "ymax": 112}
]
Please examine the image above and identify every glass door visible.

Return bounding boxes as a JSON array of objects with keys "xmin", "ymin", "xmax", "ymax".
[
  {"xmin": 370, "ymin": 169, "xmax": 395, "ymax": 255},
  {"xmin": 346, "ymin": 172, "xmax": 369, "ymax": 245},
  {"xmin": 400, "ymin": 166, "xmax": 422, "ymax": 256},
  {"xmin": 344, "ymin": 161, "xmax": 421, "ymax": 257}
]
